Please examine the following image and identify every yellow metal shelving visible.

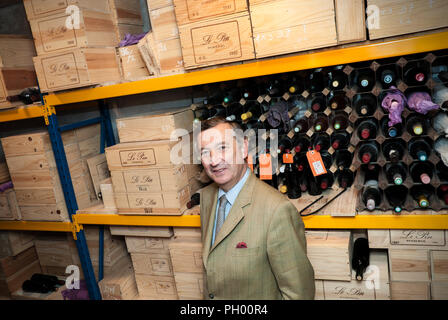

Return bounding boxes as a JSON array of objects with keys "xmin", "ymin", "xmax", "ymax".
[
  {"xmin": 0, "ymin": 220, "xmax": 72, "ymax": 232},
  {"xmin": 0, "ymin": 104, "xmax": 44, "ymax": 123}
]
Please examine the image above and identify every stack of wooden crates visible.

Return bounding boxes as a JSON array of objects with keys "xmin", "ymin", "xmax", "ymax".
[
  {"xmin": 137, "ymin": 0, "xmax": 185, "ymax": 77},
  {"xmin": 105, "ymin": 108, "xmax": 200, "ymax": 215},
  {"xmin": 0, "ymin": 35, "xmax": 38, "ymax": 109},
  {"xmin": 23, "ymin": 0, "xmax": 126, "ymax": 92},
  {"xmin": 0, "ymin": 124, "xmax": 102, "ymax": 221}
]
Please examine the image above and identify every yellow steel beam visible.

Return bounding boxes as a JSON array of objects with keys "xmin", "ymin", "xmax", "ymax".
[
  {"xmin": 45, "ymin": 31, "xmax": 448, "ymax": 107},
  {"xmin": 74, "ymin": 214, "xmax": 448, "ymax": 230},
  {"xmin": 0, "ymin": 221, "xmax": 73, "ymax": 232},
  {"xmin": 0, "ymin": 104, "xmax": 44, "ymax": 123}
]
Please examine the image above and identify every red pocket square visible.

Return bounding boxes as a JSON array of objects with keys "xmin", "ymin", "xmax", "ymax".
[{"xmin": 236, "ymin": 242, "xmax": 247, "ymax": 248}]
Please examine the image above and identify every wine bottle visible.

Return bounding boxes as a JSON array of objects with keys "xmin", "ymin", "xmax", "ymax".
[
  {"xmin": 437, "ymin": 185, "xmax": 448, "ymax": 205},
  {"xmin": 359, "ymin": 141, "xmax": 379, "ymax": 164},
  {"xmin": 377, "ymin": 65, "xmax": 399, "ymax": 89},
  {"xmin": 284, "ymin": 156, "xmax": 301, "ymax": 199},
  {"xmin": 385, "ymin": 185, "xmax": 408, "ymax": 213},
  {"xmin": 299, "ymin": 171, "xmax": 309, "ymax": 192},
  {"xmin": 241, "ymin": 102, "xmax": 263, "ymax": 121},
  {"xmin": 288, "ymin": 75, "xmax": 305, "ymax": 95},
  {"xmin": 317, "ymin": 173, "xmax": 334, "ymax": 191},
  {"xmin": 410, "ymin": 161, "xmax": 433, "ymax": 185},
  {"xmin": 308, "ymin": 68, "xmax": 326, "ymax": 93},
  {"xmin": 331, "ymin": 131, "xmax": 350, "ymax": 150},
  {"xmin": 313, "ymin": 115, "xmax": 329, "ymax": 133},
  {"xmin": 295, "ymin": 153, "xmax": 309, "ymax": 173},
  {"xmin": 291, "ymin": 117, "xmax": 309, "ymax": 134},
  {"xmin": 362, "ymin": 179, "xmax": 382, "ymax": 211},
  {"xmin": 385, "ymin": 162, "xmax": 407, "ymax": 185},
  {"xmin": 363, "ymin": 163, "xmax": 380, "ymax": 182},
  {"xmin": 328, "ymin": 66, "xmax": 347, "ymax": 91},
  {"xmin": 7, "ymin": 88, "xmax": 41, "ymax": 105},
  {"xmin": 337, "ymin": 169, "xmax": 354, "ymax": 188},
  {"xmin": 193, "ymin": 107, "xmax": 212, "ymax": 122},
  {"xmin": 242, "ymin": 85, "xmax": 259, "ymax": 100},
  {"xmin": 353, "ymin": 69, "xmax": 375, "ymax": 92},
  {"xmin": 357, "ymin": 118, "xmax": 378, "ymax": 140},
  {"xmin": 22, "ymin": 279, "xmax": 53, "ymax": 294},
  {"xmin": 334, "ymin": 149, "xmax": 353, "ymax": 169},
  {"xmin": 310, "ymin": 95, "xmax": 327, "ymax": 113},
  {"xmin": 328, "ymin": 92, "xmax": 349, "ymax": 111},
  {"xmin": 408, "ymin": 138, "xmax": 432, "ymax": 161},
  {"xmin": 382, "ymin": 139, "xmax": 406, "ymax": 163},
  {"xmin": 320, "ymin": 151, "xmax": 333, "ymax": 169},
  {"xmin": 31, "ymin": 273, "xmax": 64, "ymax": 287},
  {"xmin": 406, "ymin": 114, "xmax": 428, "ymax": 136},
  {"xmin": 332, "ymin": 113, "xmax": 350, "ymax": 131},
  {"xmin": 209, "ymin": 105, "xmax": 227, "ymax": 118},
  {"xmin": 404, "ymin": 60, "xmax": 429, "ymax": 86},
  {"xmin": 277, "ymin": 136, "xmax": 294, "ymax": 155},
  {"xmin": 354, "ymin": 93, "xmax": 377, "ymax": 117},
  {"xmin": 381, "ymin": 115, "xmax": 403, "ymax": 138},
  {"xmin": 204, "ymin": 91, "xmax": 224, "ymax": 106},
  {"xmin": 293, "ymin": 136, "xmax": 310, "ymax": 153},
  {"xmin": 313, "ymin": 133, "xmax": 331, "ymax": 152},
  {"xmin": 351, "ymin": 238, "xmax": 370, "ymax": 281},
  {"xmin": 264, "ymin": 78, "xmax": 284, "ymax": 98},
  {"xmin": 222, "ymin": 88, "xmax": 242, "ymax": 104},
  {"xmin": 436, "ymin": 161, "xmax": 448, "ymax": 182},
  {"xmin": 411, "ymin": 185, "xmax": 434, "ymax": 208},
  {"xmin": 225, "ymin": 103, "xmax": 244, "ymax": 122},
  {"xmin": 186, "ymin": 193, "xmax": 200, "ymax": 209}
]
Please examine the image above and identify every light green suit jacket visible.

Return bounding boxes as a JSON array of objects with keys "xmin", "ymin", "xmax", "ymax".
[{"xmin": 200, "ymin": 170, "xmax": 315, "ymax": 300}]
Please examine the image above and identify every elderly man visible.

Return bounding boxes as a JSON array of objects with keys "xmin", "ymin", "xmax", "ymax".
[{"xmin": 197, "ymin": 116, "xmax": 315, "ymax": 300}]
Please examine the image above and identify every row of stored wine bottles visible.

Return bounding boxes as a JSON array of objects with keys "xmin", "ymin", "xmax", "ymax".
[{"xmin": 195, "ymin": 53, "xmax": 448, "ymax": 109}]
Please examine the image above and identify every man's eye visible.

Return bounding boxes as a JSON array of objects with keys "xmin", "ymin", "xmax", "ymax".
[{"xmin": 221, "ymin": 145, "xmax": 227, "ymax": 150}]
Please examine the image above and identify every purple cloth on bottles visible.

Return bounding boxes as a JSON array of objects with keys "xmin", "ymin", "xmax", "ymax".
[
  {"xmin": 407, "ymin": 91, "xmax": 439, "ymax": 114},
  {"xmin": 381, "ymin": 87, "xmax": 407, "ymax": 126},
  {"xmin": 119, "ymin": 33, "xmax": 147, "ymax": 47},
  {"xmin": 61, "ymin": 280, "xmax": 89, "ymax": 300},
  {"xmin": 0, "ymin": 181, "xmax": 13, "ymax": 192},
  {"xmin": 266, "ymin": 100, "xmax": 290, "ymax": 132}
]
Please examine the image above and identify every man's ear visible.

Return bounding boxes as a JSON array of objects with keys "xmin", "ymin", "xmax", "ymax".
[{"xmin": 242, "ymin": 137, "xmax": 249, "ymax": 159}]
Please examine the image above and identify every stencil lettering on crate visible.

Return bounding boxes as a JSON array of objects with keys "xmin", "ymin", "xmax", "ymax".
[
  {"xmin": 332, "ymin": 285, "xmax": 368, "ymax": 298},
  {"xmin": 389, "ymin": 230, "xmax": 446, "ymax": 246},
  {"xmin": 127, "ymin": 172, "xmax": 159, "ymax": 192},
  {"xmin": 134, "ymin": 197, "xmax": 159, "ymax": 207},
  {"xmin": 41, "ymin": 52, "xmax": 80, "ymax": 88},
  {"xmin": 155, "ymin": 280, "xmax": 176, "ymax": 295},
  {"xmin": 186, "ymin": 0, "xmax": 237, "ymax": 21},
  {"xmin": 38, "ymin": 15, "xmax": 77, "ymax": 52},
  {"xmin": 192, "ymin": 20, "xmax": 242, "ymax": 63},
  {"xmin": 119, "ymin": 149, "xmax": 156, "ymax": 166},
  {"xmin": 31, "ymin": 0, "xmax": 69, "ymax": 15},
  {"xmin": 146, "ymin": 238, "xmax": 164, "ymax": 250}
]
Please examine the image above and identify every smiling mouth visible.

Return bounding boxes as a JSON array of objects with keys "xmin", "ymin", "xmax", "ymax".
[{"xmin": 212, "ymin": 168, "xmax": 227, "ymax": 175}]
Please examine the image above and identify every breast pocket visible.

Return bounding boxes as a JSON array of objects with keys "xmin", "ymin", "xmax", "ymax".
[{"xmin": 231, "ymin": 247, "xmax": 260, "ymax": 257}]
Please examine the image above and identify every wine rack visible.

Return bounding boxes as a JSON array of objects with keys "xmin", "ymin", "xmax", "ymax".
[{"xmin": 192, "ymin": 49, "xmax": 448, "ymax": 212}]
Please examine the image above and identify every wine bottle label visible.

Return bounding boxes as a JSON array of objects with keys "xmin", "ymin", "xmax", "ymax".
[{"xmin": 306, "ymin": 150, "xmax": 327, "ymax": 177}]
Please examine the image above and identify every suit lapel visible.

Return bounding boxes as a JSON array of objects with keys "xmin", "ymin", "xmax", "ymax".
[
  {"xmin": 208, "ymin": 172, "xmax": 256, "ymax": 255},
  {"xmin": 202, "ymin": 185, "xmax": 218, "ymax": 268}
]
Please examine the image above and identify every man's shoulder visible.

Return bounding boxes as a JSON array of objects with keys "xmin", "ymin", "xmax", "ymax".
[{"xmin": 252, "ymin": 176, "xmax": 291, "ymax": 205}]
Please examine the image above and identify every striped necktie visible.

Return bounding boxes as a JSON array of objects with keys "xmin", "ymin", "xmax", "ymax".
[{"xmin": 215, "ymin": 194, "xmax": 228, "ymax": 239}]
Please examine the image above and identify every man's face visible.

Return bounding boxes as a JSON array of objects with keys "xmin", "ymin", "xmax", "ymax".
[{"xmin": 199, "ymin": 122, "xmax": 248, "ymax": 192}]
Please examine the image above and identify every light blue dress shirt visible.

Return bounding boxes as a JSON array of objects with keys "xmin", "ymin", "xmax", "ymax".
[{"xmin": 211, "ymin": 168, "xmax": 250, "ymax": 245}]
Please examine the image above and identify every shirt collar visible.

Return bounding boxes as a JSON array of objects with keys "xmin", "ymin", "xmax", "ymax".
[{"xmin": 217, "ymin": 168, "xmax": 250, "ymax": 206}]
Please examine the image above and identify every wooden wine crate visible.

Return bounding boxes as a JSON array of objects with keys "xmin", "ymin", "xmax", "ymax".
[
  {"xmin": 117, "ymin": 108, "xmax": 194, "ymax": 143},
  {"xmin": 105, "ymin": 135, "xmax": 193, "ymax": 171},
  {"xmin": 99, "ymin": 257, "xmax": 139, "ymax": 300},
  {"xmin": 147, "ymin": 0, "xmax": 173, "ymax": 11},
  {"xmin": 33, "ymin": 47, "xmax": 121, "ymax": 93},
  {"xmin": 150, "ymin": 5, "xmax": 179, "ymax": 41},
  {"xmin": 114, "ymin": 184, "xmax": 192, "ymax": 214},
  {"xmin": 87, "ymin": 153, "xmax": 110, "ymax": 199},
  {"xmin": 250, "ymin": 0, "xmax": 338, "ymax": 59},
  {"xmin": 367, "ymin": 0, "xmax": 448, "ymax": 40},
  {"xmin": 109, "ymin": 0, "xmax": 143, "ymax": 26},
  {"xmin": 389, "ymin": 249, "xmax": 431, "ymax": 282},
  {"xmin": 305, "ymin": 230, "xmax": 352, "ymax": 281},
  {"xmin": 0, "ymin": 231, "xmax": 34, "ymax": 258},
  {"xmin": 173, "ymin": 272, "xmax": 204, "ymax": 300},
  {"xmin": 29, "ymin": 9, "xmax": 117, "ymax": 55},
  {"xmin": 390, "ymin": 281, "xmax": 431, "ymax": 300},
  {"xmin": 0, "ymin": 36, "xmax": 38, "ymax": 109},
  {"xmin": 431, "ymin": 281, "xmax": 448, "ymax": 300},
  {"xmin": 168, "ymin": 238, "xmax": 204, "ymax": 274},
  {"xmin": 0, "ymin": 247, "xmax": 42, "ymax": 298},
  {"xmin": 178, "ymin": 12, "xmax": 255, "ymax": 69},
  {"xmin": 131, "ymin": 252, "xmax": 174, "ymax": 276},
  {"xmin": 23, "ymin": 0, "xmax": 112, "ymax": 20},
  {"xmin": 173, "ymin": 227, "xmax": 201, "ymax": 240},
  {"xmin": 110, "ymin": 165, "xmax": 199, "ymax": 194},
  {"xmin": 431, "ymin": 251, "xmax": 448, "ymax": 281},
  {"xmin": 172, "ymin": 0, "xmax": 248, "ymax": 26},
  {"xmin": 115, "ymin": 23, "xmax": 144, "ymax": 42},
  {"xmin": 100, "ymin": 178, "xmax": 117, "ymax": 209},
  {"xmin": 368, "ymin": 229, "xmax": 448, "ymax": 250},
  {"xmin": 335, "ymin": 0, "xmax": 366, "ymax": 44},
  {"xmin": 134, "ymin": 274, "xmax": 178, "ymax": 299},
  {"xmin": 0, "ymin": 162, "xmax": 10, "ymax": 184},
  {"xmin": 118, "ymin": 44, "xmax": 152, "ymax": 81},
  {"xmin": 113, "ymin": 226, "xmax": 173, "ymax": 239},
  {"xmin": 0, "ymin": 189, "xmax": 21, "ymax": 221},
  {"xmin": 125, "ymin": 235, "xmax": 173, "ymax": 254},
  {"xmin": 314, "ymin": 280, "xmax": 325, "ymax": 300},
  {"xmin": 138, "ymin": 32, "xmax": 185, "ymax": 75}
]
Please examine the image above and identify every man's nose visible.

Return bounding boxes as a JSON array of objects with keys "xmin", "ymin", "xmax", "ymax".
[{"xmin": 209, "ymin": 150, "xmax": 223, "ymax": 166}]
